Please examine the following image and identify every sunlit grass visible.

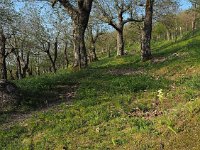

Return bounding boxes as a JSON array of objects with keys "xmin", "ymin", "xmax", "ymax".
[{"xmin": 1, "ymin": 31, "xmax": 200, "ymax": 149}]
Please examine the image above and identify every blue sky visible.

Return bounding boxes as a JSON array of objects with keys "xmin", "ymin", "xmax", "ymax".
[
  {"xmin": 180, "ymin": 0, "xmax": 192, "ymax": 10},
  {"xmin": 14, "ymin": 0, "xmax": 192, "ymax": 12}
]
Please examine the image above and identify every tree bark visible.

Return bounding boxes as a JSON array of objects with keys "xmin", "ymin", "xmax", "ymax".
[
  {"xmin": 22, "ymin": 51, "xmax": 30, "ymax": 78},
  {"xmin": 0, "ymin": 32, "xmax": 7, "ymax": 80},
  {"xmin": 166, "ymin": 30, "xmax": 170, "ymax": 41},
  {"xmin": 72, "ymin": 27, "xmax": 79, "ymax": 67},
  {"xmin": 91, "ymin": 42, "xmax": 98, "ymax": 61},
  {"xmin": 141, "ymin": 0, "xmax": 154, "ymax": 61},
  {"xmin": 53, "ymin": 39, "xmax": 58, "ymax": 72},
  {"xmin": 116, "ymin": 11, "xmax": 124, "ymax": 56},
  {"xmin": 192, "ymin": 20, "xmax": 196, "ymax": 33},
  {"xmin": 9, "ymin": 70, "xmax": 15, "ymax": 80},
  {"xmin": 117, "ymin": 29, "xmax": 124, "ymax": 56},
  {"xmin": 16, "ymin": 55, "xmax": 22, "ymax": 79},
  {"xmin": 54, "ymin": 0, "xmax": 93, "ymax": 69},
  {"xmin": 1, "ymin": 55, "xmax": 7, "ymax": 80},
  {"xmin": 64, "ymin": 42, "xmax": 69, "ymax": 68},
  {"xmin": 45, "ymin": 41, "xmax": 57, "ymax": 73},
  {"xmin": 72, "ymin": 15, "xmax": 88, "ymax": 68},
  {"xmin": 88, "ymin": 26, "xmax": 98, "ymax": 61}
]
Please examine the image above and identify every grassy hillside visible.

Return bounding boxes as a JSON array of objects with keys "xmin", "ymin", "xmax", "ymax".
[{"xmin": 1, "ymin": 32, "xmax": 200, "ymax": 149}]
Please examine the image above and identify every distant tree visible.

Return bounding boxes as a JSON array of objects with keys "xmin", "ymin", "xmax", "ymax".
[
  {"xmin": 0, "ymin": 0, "xmax": 18, "ymax": 80},
  {"xmin": 153, "ymin": 0, "xmax": 179, "ymax": 20},
  {"xmin": 94, "ymin": 0, "xmax": 144, "ymax": 56},
  {"xmin": 152, "ymin": 22, "xmax": 167, "ymax": 40},
  {"xmin": 189, "ymin": 0, "xmax": 200, "ymax": 33},
  {"xmin": 96, "ymin": 31, "xmax": 116, "ymax": 58},
  {"xmin": 86, "ymin": 19, "xmax": 104, "ymax": 62},
  {"xmin": 124, "ymin": 22, "xmax": 141, "ymax": 50},
  {"xmin": 22, "ymin": 5, "xmax": 67, "ymax": 74}
]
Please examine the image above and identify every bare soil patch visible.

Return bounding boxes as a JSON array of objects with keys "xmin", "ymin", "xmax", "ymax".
[
  {"xmin": 0, "ymin": 83, "xmax": 78, "ymax": 129},
  {"xmin": 108, "ymin": 68, "xmax": 145, "ymax": 76}
]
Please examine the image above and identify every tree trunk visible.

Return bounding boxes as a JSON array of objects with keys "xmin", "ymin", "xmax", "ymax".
[
  {"xmin": 72, "ymin": 27, "xmax": 79, "ymax": 67},
  {"xmin": 54, "ymin": 0, "xmax": 93, "ymax": 68},
  {"xmin": 2, "ymin": 56, "xmax": 7, "ymax": 80},
  {"xmin": 0, "ymin": 32, "xmax": 7, "ymax": 80},
  {"xmin": 53, "ymin": 39, "xmax": 58, "ymax": 72},
  {"xmin": 52, "ymin": 63, "xmax": 56, "ymax": 73},
  {"xmin": 36, "ymin": 52, "xmax": 40, "ymax": 76},
  {"xmin": 179, "ymin": 26, "xmax": 182, "ymax": 37},
  {"xmin": 79, "ymin": 26, "xmax": 87, "ymax": 67},
  {"xmin": 166, "ymin": 30, "xmax": 170, "ymax": 41},
  {"xmin": 73, "ymin": 20, "xmax": 88, "ymax": 68},
  {"xmin": 16, "ymin": 55, "xmax": 22, "ymax": 79},
  {"xmin": 72, "ymin": 4, "xmax": 93, "ymax": 68},
  {"xmin": 141, "ymin": 0, "xmax": 154, "ymax": 61},
  {"xmin": 192, "ymin": 20, "xmax": 196, "ymax": 33},
  {"xmin": 192, "ymin": 3, "xmax": 197, "ymax": 35},
  {"xmin": 47, "ymin": 51, "xmax": 57, "ymax": 73},
  {"xmin": 45, "ymin": 41, "xmax": 57, "ymax": 73},
  {"xmin": 91, "ymin": 42, "xmax": 98, "ymax": 61},
  {"xmin": 64, "ymin": 42, "xmax": 69, "ymax": 68},
  {"xmin": 117, "ymin": 29, "xmax": 124, "ymax": 56},
  {"xmin": 22, "ymin": 52, "xmax": 30, "ymax": 78},
  {"xmin": 9, "ymin": 70, "xmax": 15, "ymax": 80},
  {"xmin": 88, "ymin": 26, "xmax": 98, "ymax": 62},
  {"xmin": 116, "ymin": 11, "xmax": 124, "ymax": 56},
  {"xmin": 108, "ymin": 49, "xmax": 111, "ymax": 58}
]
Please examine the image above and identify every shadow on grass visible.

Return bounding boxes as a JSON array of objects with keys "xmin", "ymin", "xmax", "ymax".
[
  {"xmin": 75, "ymin": 66, "xmax": 171, "ymax": 107},
  {"xmin": 0, "ymin": 71, "xmax": 80, "ymax": 125},
  {"xmin": 2, "ymin": 33, "xmax": 200, "ymax": 125}
]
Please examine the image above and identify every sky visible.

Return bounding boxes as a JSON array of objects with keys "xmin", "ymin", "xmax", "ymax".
[
  {"xmin": 14, "ymin": 0, "xmax": 193, "ymax": 12},
  {"xmin": 180, "ymin": 0, "xmax": 192, "ymax": 10}
]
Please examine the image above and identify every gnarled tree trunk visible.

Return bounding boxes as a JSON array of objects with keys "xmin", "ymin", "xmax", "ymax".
[
  {"xmin": 0, "ymin": 32, "xmax": 7, "ymax": 80},
  {"xmin": 141, "ymin": 0, "xmax": 154, "ymax": 61},
  {"xmin": 44, "ymin": 40, "xmax": 57, "ymax": 73},
  {"xmin": 22, "ymin": 51, "xmax": 30, "ymax": 78},
  {"xmin": 53, "ymin": 0, "xmax": 93, "ymax": 69},
  {"xmin": 87, "ymin": 26, "xmax": 99, "ymax": 62},
  {"xmin": 72, "ymin": 13, "xmax": 88, "ymax": 68}
]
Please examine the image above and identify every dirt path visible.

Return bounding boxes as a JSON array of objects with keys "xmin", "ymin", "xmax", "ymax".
[{"xmin": 0, "ymin": 84, "xmax": 78, "ymax": 129}]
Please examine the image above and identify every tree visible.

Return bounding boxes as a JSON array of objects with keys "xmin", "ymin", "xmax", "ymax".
[
  {"xmin": 189, "ymin": 0, "xmax": 200, "ymax": 33},
  {"xmin": 94, "ymin": 0, "xmax": 144, "ymax": 56},
  {"xmin": 0, "ymin": 29, "xmax": 7, "ymax": 80},
  {"xmin": 141, "ymin": 0, "xmax": 179, "ymax": 60},
  {"xmin": 43, "ymin": 39, "xmax": 58, "ymax": 73},
  {"xmin": 22, "ymin": 5, "xmax": 61, "ymax": 74},
  {"xmin": 141, "ymin": 0, "xmax": 154, "ymax": 61},
  {"xmin": 0, "ymin": 0, "xmax": 18, "ymax": 80},
  {"xmin": 52, "ymin": 0, "xmax": 93, "ymax": 68},
  {"xmin": 87, "ymin": 19, "xmax": 104, "ymax": 62},
  {"xmin": 153, "ymin": 0, "xmax": 179, "ymax": 20},
  {"xmin": 189, "ymin": 0, "xmax": 200, "ymax": 8}
]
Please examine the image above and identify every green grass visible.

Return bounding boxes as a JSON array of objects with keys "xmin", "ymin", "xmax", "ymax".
[{"xmin": 1, "ymin": 31, "xmax": 200, "ymax": 149}]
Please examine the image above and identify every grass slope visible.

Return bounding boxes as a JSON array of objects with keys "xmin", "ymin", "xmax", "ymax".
[{"xmin": 1, "ymin": 32, "xmax": 200, "ymax": 149}]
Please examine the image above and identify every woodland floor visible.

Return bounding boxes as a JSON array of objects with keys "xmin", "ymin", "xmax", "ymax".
[
  {"xmin": 1, "ymin": 31, "xmax": 200, "ymax": 149},
  {"xmin": 0, "ymin": 83, "xmax": 77, "ymax": 129}
]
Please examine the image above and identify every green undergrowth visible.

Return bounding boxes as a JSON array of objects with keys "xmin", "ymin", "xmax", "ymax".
[{"xmin": 1, "ymin": 31, "xmax": 200, "ymax": 149}]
